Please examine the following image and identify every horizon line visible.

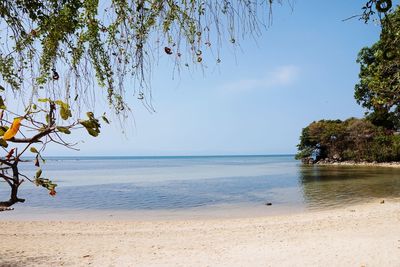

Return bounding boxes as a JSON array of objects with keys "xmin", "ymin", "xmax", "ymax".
[{"xmin": 26, "ymin": 153, "xmax": 296, "ymax": 158}]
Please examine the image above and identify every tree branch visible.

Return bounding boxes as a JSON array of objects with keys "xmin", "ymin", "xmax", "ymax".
[{"xmin": 9, "ymin": 127, "xmax": 54, "ymax": 144}]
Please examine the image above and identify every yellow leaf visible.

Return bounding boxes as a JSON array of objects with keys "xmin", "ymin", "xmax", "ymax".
[{"xmin": 3, "ymin": 118, "xmax": 22, "ymax": 140}]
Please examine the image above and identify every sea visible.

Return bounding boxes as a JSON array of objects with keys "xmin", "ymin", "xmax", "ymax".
[{"xmin": 1, "ymin": 155, "xmax": 400, "ymax": 220}]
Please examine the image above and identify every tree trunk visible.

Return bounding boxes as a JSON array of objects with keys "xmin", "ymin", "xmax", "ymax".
[{"xmin": 0, "ymin": 163, "xmax": 25, "ymax": 209}]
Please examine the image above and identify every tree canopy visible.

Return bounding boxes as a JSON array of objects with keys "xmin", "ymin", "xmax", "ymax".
[
  {"xmin": 296, "ymin": 118, "xmax": 400, "ymax": 163},
  {"xmin": 1, "ymin": 0, "xmax": 279, "ymax": 114},
  {"xmin": 355, "ymin": 5, "xmax": 400, "ymax": 129}
]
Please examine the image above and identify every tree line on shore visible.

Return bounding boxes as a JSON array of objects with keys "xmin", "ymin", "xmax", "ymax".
[
  {"xmin": 296, "ymin": 118, "xmax": 400, "ymax": 163},
  {"xmin": 296, "ymin": 5, "xmax": 400, "ymax": 163}
]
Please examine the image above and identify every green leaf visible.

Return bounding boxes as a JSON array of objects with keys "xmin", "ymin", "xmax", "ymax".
[
  {"xmin": 86, "ymin": 127, "xmax": 99, "ymax": 137},
  {"xmin": 0, "ymin": 126, "xmax": 9, "ymax": 136},
  {"xmin": 0, "ymin": 96, "xmax": 6, "ymax": 109},
  {"xmin": 60, "ymin": 103, "xmax": 72, "ymax": 120},
  {"xmin": 54, "ymin": 100, "xmax": 65, "ymax": 106},
  {"xmin": 57, "ymin": 126, "xmax": 71, "ymax": 134},
  {"xmin": 0, "ymin": 139, "xmax": 8, "ymax": 148},
  {"xmin": 35, "ymin": 169, "xmax": 42, "ymax": 179},
  {"xmin": 30, "ymin": 147, "xmax": 39, "ymax": 153},
  {"xmin": 38, "ymin": 98, "xmax": 50, "ymax": 103},
  {"xmin": 80, "ymin": 120, "xmax": 96, "ymax": 129},
  {"xmin": 102, "ymin": 115, "xmax": 110, "ymax": 124},
  {"xmin": 86, "ymin": 112, "xmax": 94, "ymax": 119},
  {"xmin": 79, "ymin": 118, "xmax": 100, "ymax": 137}
]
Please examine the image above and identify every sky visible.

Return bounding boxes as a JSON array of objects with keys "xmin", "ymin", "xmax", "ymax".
[{"xmin": 46, "ymin": 0, "xmax": 388, "ymax": 156}]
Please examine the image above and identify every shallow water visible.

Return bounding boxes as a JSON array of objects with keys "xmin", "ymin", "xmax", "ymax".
[{"xmin": 1, "ymin": 155, "xmax": 400, "ymax": 219}]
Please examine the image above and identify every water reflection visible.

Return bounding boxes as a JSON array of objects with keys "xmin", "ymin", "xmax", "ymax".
[{"xmin": 299, "ymin": 165, "xmax": 400, "ymax": 209}]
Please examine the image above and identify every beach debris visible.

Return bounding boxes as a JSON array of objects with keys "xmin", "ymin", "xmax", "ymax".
[
  {"xmin": 380, "ymin": 200, "xmax": 385, "ymax": 204},
  {"xmin": 265, "ymin": 202, "xmax": 272, "ymax": 206},
  {"xmin": 83, "ymin": 255, "xmax": 91, "ymax": 258},
  {"xmin": 350, "ymin": 209, "xmax": 356, "ymax": 212}
]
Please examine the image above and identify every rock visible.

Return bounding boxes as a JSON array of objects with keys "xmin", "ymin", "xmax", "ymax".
[
  {"xmin": 265, "ymin": 203, "xmax": 272, "ymax": 206},
  {"xmin": 380, "ymin": 200, "xmax": 385, "ymax": 204},
  {"xmin": 332, "ymin": 154, "xmax": 342, "ymax": 161},
  {"xmin": 301, "ymin": 157, "xmax": 315, "ymax": 164}
]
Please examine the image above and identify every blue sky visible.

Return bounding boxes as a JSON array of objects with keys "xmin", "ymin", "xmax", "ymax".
[{"xmin": 48, "ymin": 1, "xmax": 387, "ymax": 156}]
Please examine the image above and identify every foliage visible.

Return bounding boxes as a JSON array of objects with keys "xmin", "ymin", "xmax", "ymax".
[
  {"xmin": 0, "ymin": 0, "xmax": 280, "ymax": 114},
  {"xmin": 296, "ymin": 118, "xmax": 400, "ymax": 163},
  {"xmin": 355, "ymin": 5, "xmax": 400, "ymax": 129}
]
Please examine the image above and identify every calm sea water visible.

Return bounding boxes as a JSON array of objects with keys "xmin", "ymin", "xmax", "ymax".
[{"xmin": 1, "ymin": 155, "xmax": 400, "ymax": 218}]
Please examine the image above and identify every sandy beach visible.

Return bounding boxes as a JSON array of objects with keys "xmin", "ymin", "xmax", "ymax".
[{"xmin": 0, "ymin": 199, "xmax": 399, "ymax": 267}]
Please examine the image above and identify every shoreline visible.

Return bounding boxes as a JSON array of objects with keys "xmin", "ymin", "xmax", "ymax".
[
  {"xmin": 311, "ymin": 161, "xmax": 400, "ymax": 168},
  {"xmin": 0, "ymin": 198, "xmax": 389, "ymax": 222},
  {"xmin": 0, "ymin": 202, "xmax": 308, "ymax": 222},
  {"xmin": 1, "ymin": 199, "xmax": 399, "ymax": 266}
]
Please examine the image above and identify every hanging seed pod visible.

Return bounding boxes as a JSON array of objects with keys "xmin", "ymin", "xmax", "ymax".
[
  {"xmin": 34, "ymin": 155, "xmax": 40, "ymax": 167},
  {"xmin": 52, "ymin": 68, "xmax": 59, "ymax": 80},
  {"xmin": 196, "ymin": 32, "xmax": 201, "ymax": 37},
  {"xmin": 376, "ymin": 0, "xmax": 392, "ymax": 12},
  {"xmin": 164, "ymin": 47, "xmax": 173, "ymax": 55},
  {"xmin": 217, "ymin": 58, "xmax": 221, "ymax": 63},
  {"xmin": 52, "ymin": 72, "xmax": 59, "ymax": 80},
  {"xmin": 197, "ymin": 57, "xmax": 202, "ymax": 63},
  {"xmin": 5, "ymin": 148, "xmax": 15, "ymax": 161},
  {"xmin": 196, "ymin": 50, "xmax": 202, "ymax": 56}
]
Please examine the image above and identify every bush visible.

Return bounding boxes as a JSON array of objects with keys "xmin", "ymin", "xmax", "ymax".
[{"xmin": 296, "ymin": 118, "xmax": 399, "ymax": 163}]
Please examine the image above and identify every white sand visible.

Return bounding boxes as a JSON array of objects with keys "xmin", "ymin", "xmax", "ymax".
[{"xmin": 0, "ymin": 200, "xmax": 399, "ymax": 267}]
